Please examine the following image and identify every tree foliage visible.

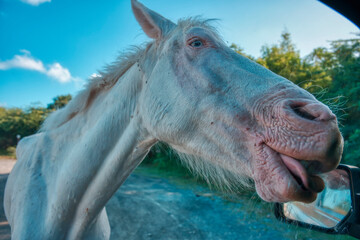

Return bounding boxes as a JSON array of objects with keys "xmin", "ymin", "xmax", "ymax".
[
  {"xmin": 47, "ymin": 94, "xmax": 72, "ymax": 110},
  {"xmin": 257, "ymin": 32, "xmax": 333, "ymax": 91},
  {"xmin": 0, "ymin": 95, "xmax": 71, "ymax": 151},
  {"xmin": 326, "ymin": 38, "xmax": 360, "ymax": 165}
]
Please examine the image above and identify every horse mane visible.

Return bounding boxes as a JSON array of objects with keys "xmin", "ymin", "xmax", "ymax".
[
  {"xmin": 40, "ymin": 17, "xmax": 222, "ymax": 132},
  {"xmin": 40, "ymin": 46, "xmax": 149, "ymax": 131}
]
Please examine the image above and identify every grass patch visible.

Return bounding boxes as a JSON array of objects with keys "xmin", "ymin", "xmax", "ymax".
[
  {"xmin": 139, "ymin": 143, "xmax": 253, "ymax": 197},
  {"xmin": 0, "ymin": 146, "xmax": 16, "ymax": 159},
  {"xmin": 139, "ymin": 143, "xmax": 201, "ymax": 185}
]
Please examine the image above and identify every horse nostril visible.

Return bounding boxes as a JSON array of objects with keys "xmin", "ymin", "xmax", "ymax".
[
  {"xmin": 290, "ymin": 102, "xmax": 336, "ymax": 121},
  {"xmin": 291, "ymin": 105, "xmax": 316, "ymax": 121}
]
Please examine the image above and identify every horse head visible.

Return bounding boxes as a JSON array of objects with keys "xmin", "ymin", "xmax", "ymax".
[{"xmin": 132, "ymin": 0, "xmax": 343, "ymax": 203}]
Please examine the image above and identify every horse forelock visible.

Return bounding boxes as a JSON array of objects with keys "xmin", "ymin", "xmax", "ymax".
[{"xmin": 177, "ymin": 17, "xmax": 223, "ymax": 42}]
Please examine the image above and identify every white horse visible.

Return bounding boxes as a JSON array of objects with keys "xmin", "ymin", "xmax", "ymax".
[{"xmin": 4, "ymin": 0, "xmax": 343, "ymax": 239}]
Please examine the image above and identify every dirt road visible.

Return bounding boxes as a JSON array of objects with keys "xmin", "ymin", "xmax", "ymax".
[{"xmin": 0, "ymin": 159, "xmax": 347, "ymax": 239}]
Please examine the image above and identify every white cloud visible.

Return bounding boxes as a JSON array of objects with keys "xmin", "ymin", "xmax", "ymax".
[
  {"xmin": 21, "ymin": 0, "xmax": 51, "ymax": 6},
  {"xmin": 0, "ymin": 54, "xmax": 45, "ymax": 72},
  {"xmin": 0, "ymin": 50, "xmax": 81, "ymax": 84},
  {"xmin": 46, "ymin": 63, "xmax": 71, "ymax": 83},
  {"xmin": 90, "ymin": 73, "xmax": 102, "ymax": 79}
]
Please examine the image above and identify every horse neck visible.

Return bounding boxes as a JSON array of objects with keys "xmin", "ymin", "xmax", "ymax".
[{"xmin": 48, "ymin": 63, "xmax": 157, "ymax": 238}]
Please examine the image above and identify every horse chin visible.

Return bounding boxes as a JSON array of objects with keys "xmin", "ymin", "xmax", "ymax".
[{"xmin": 252, "ymin": 143, "xmax": 322, "ymax": 203}]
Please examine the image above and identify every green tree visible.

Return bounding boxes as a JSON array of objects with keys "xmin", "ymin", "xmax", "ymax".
[
  {"xmin": 306, "ymin": 47, "xmax": 335, "ymax": 70},
  {"xmin": 256, "ymin": 31, "xmax": 332, "ymax": 92},
  {"xmin": 326, "ymin": 38, "xmax": 360, "ymax": 165},
  {"xmin": 0, "ymin": 107, "xmax": 49, "ymax": 150},
  {"xmin": 257, "ymin": 31, "xmax": 303, "ymax": 83},
  {"xmin": 47, "ymin": 94, "xmax": 72, "ymax": 110},
  {"xmin": 0, "ymin": 107, "xmax": 25, "ymax": 148},
  {"xmin": 0, "ymin": 94, "xmax": 72, "ymax": 153}
]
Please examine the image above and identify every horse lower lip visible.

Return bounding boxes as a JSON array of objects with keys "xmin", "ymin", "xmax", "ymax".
[
  {"xmin": 254, "ymin": 144, "xmax": 320, "ymax": 203},
  {"xmin": 280, "ymin": 153, "xmax": 324, "ymax": 193},
  {"xmin": 280, "ymin": 154, "xmax": 308, "ymax": 188}
]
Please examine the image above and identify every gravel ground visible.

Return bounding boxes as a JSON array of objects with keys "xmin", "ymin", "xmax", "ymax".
[{"xmin": 0, "ymin": 159, "xmax": 352, "ymax": 240}]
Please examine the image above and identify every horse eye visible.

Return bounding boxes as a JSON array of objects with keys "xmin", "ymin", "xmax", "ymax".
[{"xmin": 190, "ymin": 40, "xmax": 203, "ymax": 48}]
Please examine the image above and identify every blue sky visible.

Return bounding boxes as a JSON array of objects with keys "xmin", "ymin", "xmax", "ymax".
[{"xmin": 0, "ymin": 0, "xmax": 358, "ymax": 108}]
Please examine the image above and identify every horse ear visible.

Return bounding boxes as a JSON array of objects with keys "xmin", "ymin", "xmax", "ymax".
[{"xmin": 131, "ymin": 0, "xmax": 176, "ymax": 40}]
